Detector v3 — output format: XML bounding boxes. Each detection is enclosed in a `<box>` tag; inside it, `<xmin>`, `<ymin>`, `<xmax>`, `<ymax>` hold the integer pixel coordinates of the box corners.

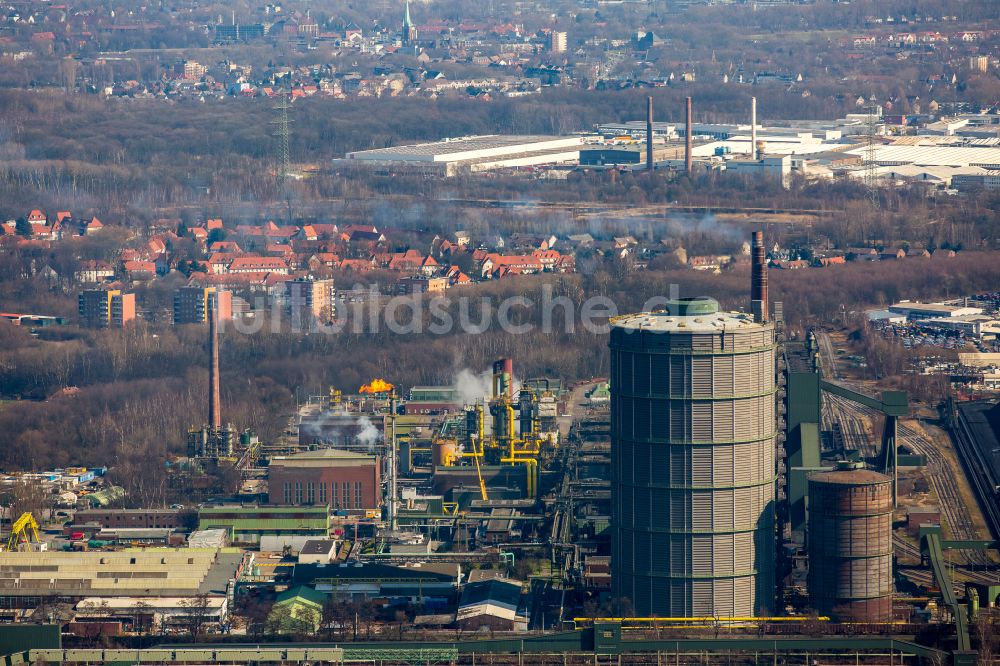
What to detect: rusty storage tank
<box><xmin>807</xmin><ymin>463</ymin><xmax>893</xmax><ymax>622</ymax></box>
<box><xmin>610</xmin><ymin>297</ymin><xmax>776</xmax><ymax>616</ymax></box>
<box><xmin>432</xmin><ymin>439</ymin><xmax>458</xmax><ymax>468</ymax></box>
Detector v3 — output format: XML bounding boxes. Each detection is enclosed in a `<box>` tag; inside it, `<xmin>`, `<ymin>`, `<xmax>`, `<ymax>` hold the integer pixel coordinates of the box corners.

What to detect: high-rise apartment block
<box><xmin>78</xmin><ymin>289</ymin><xmax>136</xmax><ymax>328</ymax></box>
<box><xmin>174</xmin><ymin>286</ymin><xmax>232</xmax><ymax>325</ymax></box>
<box><xmin>549</xmin><ymin>31</ymin><xmax>567</xmax><ymax>53</ymax></box>
<box><xmin>285</xmin><ymin>278</ymin><xmax>335</xmax><ymax>323</ymax></box>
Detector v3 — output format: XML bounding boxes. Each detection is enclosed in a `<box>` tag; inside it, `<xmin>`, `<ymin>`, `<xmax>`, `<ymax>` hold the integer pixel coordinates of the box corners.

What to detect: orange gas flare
<box><xmin>359</xmin><ymin>379</ymin><xmax>395</xmax><ymax>394</ymax></box>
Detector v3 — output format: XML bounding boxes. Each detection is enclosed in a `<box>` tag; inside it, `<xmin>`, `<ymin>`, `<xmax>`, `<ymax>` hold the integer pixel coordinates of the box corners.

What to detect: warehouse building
<box><xmin>75</xmin><ymin>596</ymin><xmax>230</xmax><ymax>634</ymax></box>
<box><xmin>0</xmin><ymin>549</ymin><xmax>244</xmax><ymax>609</ymax></box>
<box><xmin>267</xmin><ymin>449</ymin><xmax>381</xmax><ymax>511</ymax></box>
<box><xmin>456</xmin><ymin>578</ymin><xmax>528</xmax><ymax>632</ymax></box>
<box><xmin>292</xmin><ymin>561</ymin><xmax>460</xmax><ymax>606</ymax></box>
<box><xmin>198</xmin><ymin>505</ymin><xmax>330</xmax><ymax>544</ymax></box>
<box><xmin>914</xmin><ymin>314</ymin><xmax>1000</xmax><ymax>340</ymax></box>
<box><xmin>72</xmin><ymin>508</ymin><xmax>184</xmax><ymax>530</ymax></box>
<box><xmin>888</xmin><ymin>301</ymin><xmax>984</xmax><ymax>320</ymax></box>
<box><xmin>338</xmin><ymin>135</ymin><xmax>583</xmax><ymax>176</ymax></box>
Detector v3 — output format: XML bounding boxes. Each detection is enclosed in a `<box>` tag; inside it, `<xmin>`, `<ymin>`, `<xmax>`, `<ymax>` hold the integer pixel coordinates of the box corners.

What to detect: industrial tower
<box><xmin>272</xmin><ymin>93</ymin><xmax>293</xmax><ymax>223</ymax></box>
<box><xmin>610</xmin><ymin>232</ymin><xmax>777</xmax><ymax>617</ymax></box>
<box><xmin>864</xmin><ymin>104</ymin><xmax>880</xmax><ymax>209</ymax></box>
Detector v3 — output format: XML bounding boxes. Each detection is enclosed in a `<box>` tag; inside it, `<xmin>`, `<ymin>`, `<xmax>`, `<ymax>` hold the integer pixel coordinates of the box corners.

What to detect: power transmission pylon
<box><xmin>272</xmin><ymin>93</ymin><xmax>293</xmax><ymax>223</ymax></box>
<box><xmin>864</xmin><ymin>103</ymin><xmax>880</xmax><ymax>210</ymax></box>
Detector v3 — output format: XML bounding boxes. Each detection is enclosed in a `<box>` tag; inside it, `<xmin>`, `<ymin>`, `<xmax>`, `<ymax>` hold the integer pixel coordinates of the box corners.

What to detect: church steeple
<box><xmin>402</xmin><ymin>0</ymin><xmax>417</xmax><ymax>46</ymax></box>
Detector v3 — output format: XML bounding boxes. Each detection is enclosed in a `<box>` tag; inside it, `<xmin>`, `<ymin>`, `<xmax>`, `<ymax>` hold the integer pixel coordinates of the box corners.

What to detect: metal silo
<box><xmin>807</xmin><ymin>464</ymin><xmax>893</xmax><ymax>622</ymax></box>
<box><xmin>610</xmin><ymin>297</ymin><xmax>777</xmax><ymax>616</ymax></box>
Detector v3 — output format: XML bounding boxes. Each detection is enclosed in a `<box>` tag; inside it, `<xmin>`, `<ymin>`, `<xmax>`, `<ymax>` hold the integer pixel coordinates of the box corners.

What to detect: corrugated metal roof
<box><xmin>200</xmin><ymin>519</ymin><xmax>328</xmax><ymax>532</ymax></box>
<box><xmin>846</xmin><ymin>144</ymin><xmax>1000</xmax><ymax>167</ymax></box>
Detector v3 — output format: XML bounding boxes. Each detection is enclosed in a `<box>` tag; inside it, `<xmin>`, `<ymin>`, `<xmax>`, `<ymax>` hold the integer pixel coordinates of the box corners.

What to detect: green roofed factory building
<box><xmin>197</xmin><ymin>505</ymin><xmax>330</xmax><ymax>545</ymax></box>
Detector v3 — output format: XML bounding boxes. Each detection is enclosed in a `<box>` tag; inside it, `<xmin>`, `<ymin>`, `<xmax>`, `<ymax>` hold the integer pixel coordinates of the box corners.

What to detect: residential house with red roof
<box><xmin>123</xmin><ymin>260</ymin><xmax>157</xmax><ymax>280</ymax></box>
<box><xmin>555</xmin><ymin>255</ymin><xmax>576</xmax><ymax>273</ymax></box>
<box><xmin>480</xmin><ymin>254</ymin><xmax>544</xmax><ymax>278</ymax></box>
<box><xmin>309</xmin><ymin>224</ymin><xmax>340</xmax><ymax>239</ymax></box>
<box><xmin>209</xmin><ymin>241</ymin><xmax>242</xmax><ymax>253</ymax></box>
<box><xmin>27</xmin><ymin>209</ymin><xmax>47</xmax><ymax>228</ymax></box>
<box><xmin>447</xmin><ymin>266</ymin><xmax>472</xmax><ymax>286</ymax></box>
<box><xmin>82</xmin><ymin>217</ymin><xmax>103</xmax><ymax>235</ymax></box>
<box><xmin>207</xmin><ymin>252</ymin><xmax>238</xmax><ymax>274</ymax></box>
<box><xmin>339</xmin><ymin>258</ymin><xmax>373</xmax><ymax>272</ymax></box>
<box><xmin>341</xmin><ymin>225</ymin><xmax>385</xmax><ymax>243</ymax></box>
<box><xmin>228</xmin><ymin>256</ymin><xmax>289</xmax><ymax>275</ymax></box>
<box><xmin>531</xmin><ymin>249</ymin><xmax>561</xmax><ymax>269</ymax></box>
<box><xmin>308</xmin><ymin>253</ymin><xmax>341</xmax><ymax>271</ymax></box>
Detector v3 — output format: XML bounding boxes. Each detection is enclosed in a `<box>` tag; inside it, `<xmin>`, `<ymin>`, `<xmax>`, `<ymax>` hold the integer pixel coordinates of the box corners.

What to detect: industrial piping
<box><xmin>751</xmin><ymin>231</ymin><xmax>768</xmax><ymax>323</ymax></box>
<box><xmin>684</xmin><ymin>96</ymin><xmax>693</xmax><ymax>173</ymax></box>
<box><xmin>646</xmin><ymin>96</ymin><xmax>654</xmax><ymax>172</ymax></box>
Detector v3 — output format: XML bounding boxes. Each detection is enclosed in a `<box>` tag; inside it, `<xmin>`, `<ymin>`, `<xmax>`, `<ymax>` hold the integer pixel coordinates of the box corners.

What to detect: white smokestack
<box><xmin>751</xmin><ymin>97</ymin><xmax>757</xmax><ymax>160</ymax></box>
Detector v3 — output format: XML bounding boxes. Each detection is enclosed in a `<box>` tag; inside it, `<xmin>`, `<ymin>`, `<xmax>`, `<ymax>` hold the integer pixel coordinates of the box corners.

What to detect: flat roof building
<box><xmin>285</xmin><ymin>278</ymin><xmax>335</xmax><ymax>324</ymax></box>
<box><xmin>339</xmin><ymin>135</ymin><xmax>583</xmax><ymax>176</ymax></box>
<box><xmin>198</xmin><ymin>505</ymin><xmax>331</xmax><ymax>544</ymax></box>
<box><xmin>78</xmin><ymin>289</ymin><xmax>135</xmax><ymax>328</ymax></box>
<box><xmin>888</xmin><ymin>301</ymin><xmax>984</xmax><ymax>320</ymax></box>
<box><xmin>0</xmin><ymin>549</ymin><xmax>243</xmax><ymax>607</ymax></box>
<box><xmin>73</xmin><ymin>508</ymin><xmax>184</xmax><ymax>530</ymax></box>
<box><xmin>174</xmin><ymin>286</ymin><xmax>233</xmax><ymax>324</ymax></box>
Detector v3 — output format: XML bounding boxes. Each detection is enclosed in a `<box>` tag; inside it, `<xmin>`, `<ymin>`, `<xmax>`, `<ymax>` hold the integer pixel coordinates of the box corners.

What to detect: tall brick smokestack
<box><xmin>646</xmin><ymin>96</ymin><xmax>654</xmax><ymax>172</ymax></box>
<box><xmin>208</xmin><ymin>292</ymin><xmax>221</xmax><ymax>430</ymax></box>
<box><xmin>685</xmin><ymin>96</ymin><xmax>693</xmax><ymax>174</ymax></box>
<box><xmin>751</xmin><ymin>231</ymin><xmax>769</xmax><ymax>323</ymax></box>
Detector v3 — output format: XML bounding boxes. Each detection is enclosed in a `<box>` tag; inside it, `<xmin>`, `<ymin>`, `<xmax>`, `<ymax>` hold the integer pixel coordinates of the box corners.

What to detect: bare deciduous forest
<box><xmin>2</xmin><ymin>251</ymin><xmax>999</xmax><ymax>505</ymax></box>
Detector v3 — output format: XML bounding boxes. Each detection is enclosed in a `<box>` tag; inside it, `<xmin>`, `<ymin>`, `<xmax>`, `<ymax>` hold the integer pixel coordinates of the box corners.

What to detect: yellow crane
<box><xmin>5</xmin><ymin>512</ymin><xmax>41</xmax><ymax>552</ymax></box>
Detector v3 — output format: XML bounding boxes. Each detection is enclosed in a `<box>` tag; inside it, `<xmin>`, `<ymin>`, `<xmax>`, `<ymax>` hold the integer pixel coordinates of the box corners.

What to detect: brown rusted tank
<box><xmin>432</xmin><ymin>439</ymin><xmax>458</xmax><ymax>468</ymax></box>
<box><xmin>807</xmin><ymin>464</ymin><xmax>893</xmax><ymax>622</ymax></box>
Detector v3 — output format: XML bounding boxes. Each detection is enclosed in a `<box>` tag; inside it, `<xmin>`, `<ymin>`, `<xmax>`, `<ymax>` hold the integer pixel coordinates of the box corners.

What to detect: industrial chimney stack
<box><xmin>751</xmin><ymin>97</ymin><xmax>758</xmax><ymax>160</ymax></box>
<box><xmin>684</xmin><ymin>96</ymin><xmax>693</xmax><ymax>173</ymax></box>
<box><xmin>646</xmin><ymin>96</ymin><xmax>654</xmax><ymax>172</ymax></box>
<box><xmin>208</xmin><ymin>292</ymin><xmax>222</xmax><ymax>430</ymax></box>
<box><xmin>751</xmin><ymin>231</ymin><xmax>769</xmax><ymax>323</ymax></box>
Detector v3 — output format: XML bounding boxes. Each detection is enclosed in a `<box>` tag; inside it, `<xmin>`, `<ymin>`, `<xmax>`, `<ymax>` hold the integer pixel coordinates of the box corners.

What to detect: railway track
<box><xmin>953</xmin><ymin>406</ymin><xmax>1000</xmax><ymax>544</ymax></box>
<box><xmin>829</xmin><ymin>396</ymin><xmax>990</xmax><ymax>566</ymax></box>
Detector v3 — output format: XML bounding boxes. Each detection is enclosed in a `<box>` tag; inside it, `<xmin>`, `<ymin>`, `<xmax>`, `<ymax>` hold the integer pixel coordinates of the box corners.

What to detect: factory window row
<box><xmin>280</xmin><ymin>481</ymin><xmax>366</xmax><ymax>508</ymax></box>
